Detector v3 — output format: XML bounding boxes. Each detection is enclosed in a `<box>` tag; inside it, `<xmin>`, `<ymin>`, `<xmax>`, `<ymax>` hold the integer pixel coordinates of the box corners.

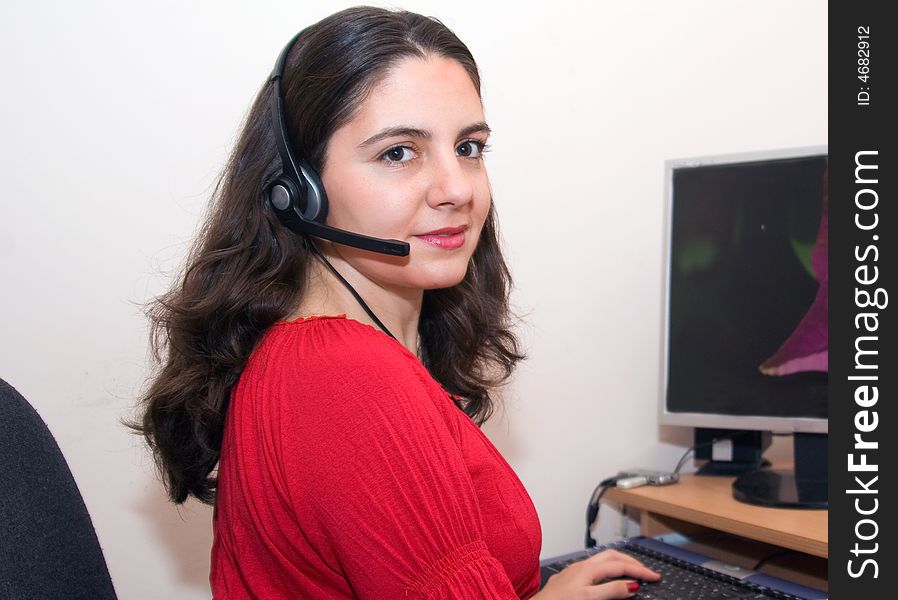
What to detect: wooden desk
<box><xmin>604</xmin><ymin>470</ymin><xmax>828</xmax><ymax>589</ymax></box>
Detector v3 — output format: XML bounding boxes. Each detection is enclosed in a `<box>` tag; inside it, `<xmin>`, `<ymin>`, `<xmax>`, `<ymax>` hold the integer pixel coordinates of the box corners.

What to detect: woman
<box><xmin>136</xmin><ymin>6</ymin><xmax>658</xmax><ymax>599</ymax></box>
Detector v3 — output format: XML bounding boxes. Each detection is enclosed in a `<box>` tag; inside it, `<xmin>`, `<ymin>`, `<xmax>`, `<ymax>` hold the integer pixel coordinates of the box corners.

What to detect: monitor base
<box><xmin>732</xmin><ymin>468</ymin><xmax>827</xmax><ymax>509</ymax></box>
<box><xmin>695</xmin><ymin>458</ymin><xmax>770</xmax><ymax>477</ymax></box>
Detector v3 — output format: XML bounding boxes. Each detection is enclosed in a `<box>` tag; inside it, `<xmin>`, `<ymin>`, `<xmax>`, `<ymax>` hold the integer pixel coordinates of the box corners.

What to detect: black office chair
<box><xmin>0</xmin><ymin>377</ymin><xmax>117</xmax><ymax>599</ymax></box>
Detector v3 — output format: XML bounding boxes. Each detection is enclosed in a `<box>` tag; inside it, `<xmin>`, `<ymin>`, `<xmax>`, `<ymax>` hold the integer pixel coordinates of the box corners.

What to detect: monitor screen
<box><xmin>660</xmin><ymin>147</ymin><xmax>828</xmax><ymax>434</ymax></box>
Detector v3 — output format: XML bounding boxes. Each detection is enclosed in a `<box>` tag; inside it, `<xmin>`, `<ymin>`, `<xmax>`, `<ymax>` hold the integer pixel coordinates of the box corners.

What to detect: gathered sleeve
<box><xmin>272</xmin><ymin>325</ymin><xmax>524</xmax><ymax>599</ymax></box>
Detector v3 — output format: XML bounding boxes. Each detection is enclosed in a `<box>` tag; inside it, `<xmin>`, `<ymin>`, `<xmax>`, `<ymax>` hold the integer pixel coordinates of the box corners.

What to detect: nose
<box><xmin>424</xmin><ymin>151</ymin><xmax>475</xmax><ymax>209</ymax></box>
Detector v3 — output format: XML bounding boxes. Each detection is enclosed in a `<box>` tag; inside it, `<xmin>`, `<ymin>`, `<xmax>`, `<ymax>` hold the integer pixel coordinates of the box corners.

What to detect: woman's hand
<box><xmin>532</xmin><ymin>549</ymin><xmax>661</xmax><ymax>600</ymax></box>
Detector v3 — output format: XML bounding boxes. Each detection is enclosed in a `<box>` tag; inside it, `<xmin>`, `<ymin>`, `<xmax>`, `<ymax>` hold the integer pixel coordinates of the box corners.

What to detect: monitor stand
<box><xmin>732</xmin><ymin>432</ymin><xmax>828</xmax><ymax>509</ymax></box>
<box><xmin>694</xmin><ymin>429</ymin><xmax>771</xmax><ymax>476</ymax></box>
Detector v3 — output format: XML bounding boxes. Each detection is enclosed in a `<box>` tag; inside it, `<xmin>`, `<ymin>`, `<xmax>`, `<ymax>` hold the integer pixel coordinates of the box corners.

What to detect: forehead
<box><xmin>344</xmin><ymin>55</ymin><xmax>485</xmax><ymax>137</ymax></box>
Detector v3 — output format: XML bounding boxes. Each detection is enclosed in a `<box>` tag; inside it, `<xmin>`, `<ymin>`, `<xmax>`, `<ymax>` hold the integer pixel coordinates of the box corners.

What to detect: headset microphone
<box><xmin>267</xmin><ymin>31</ymin><xmax>410</xmax><ymax>257</ymax></box>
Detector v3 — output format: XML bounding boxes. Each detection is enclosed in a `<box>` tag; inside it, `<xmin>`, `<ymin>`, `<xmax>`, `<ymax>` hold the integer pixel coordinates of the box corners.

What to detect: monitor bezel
<box><xmin>658</xmin><ymin>145</ymin><xmax>829</xmax><ymax>435</ymax></box>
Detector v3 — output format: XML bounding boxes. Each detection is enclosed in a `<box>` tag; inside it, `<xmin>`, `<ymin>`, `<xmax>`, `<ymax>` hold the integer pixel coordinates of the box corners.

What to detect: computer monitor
<box><xmin>659</xmin><ymin>146</ymin><xmax>828</xmax><ymax>509</ymax></box>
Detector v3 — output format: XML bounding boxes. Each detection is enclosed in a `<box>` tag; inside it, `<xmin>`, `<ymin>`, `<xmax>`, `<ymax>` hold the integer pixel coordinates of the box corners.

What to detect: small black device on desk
<box><xmin>539</xmin><ymin>536</ymin><xmax>826</xmax><ymax>600</ymax></box>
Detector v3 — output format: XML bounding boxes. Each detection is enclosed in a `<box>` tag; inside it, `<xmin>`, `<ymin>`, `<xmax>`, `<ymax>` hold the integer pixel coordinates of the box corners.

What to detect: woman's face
<box><xmin>320</xmin><ymin>54</ymin><xmax>491</xmax><ymax>293</ymax></box>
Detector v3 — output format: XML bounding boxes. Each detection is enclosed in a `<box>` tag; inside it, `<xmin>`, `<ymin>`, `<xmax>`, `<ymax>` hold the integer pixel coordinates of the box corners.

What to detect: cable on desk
<box><xmin>587</xmin><ymin>431</ymin><xmax>772</xmax><ymax>550</ymax></box>
<box><xmin>585</xmin><ymin>476</ymin><xmax>620</xmax><ymax>548</ymax></box>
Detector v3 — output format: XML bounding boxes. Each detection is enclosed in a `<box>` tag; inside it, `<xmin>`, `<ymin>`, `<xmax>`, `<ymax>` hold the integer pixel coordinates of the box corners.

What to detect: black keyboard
<box><xmin>539</xmin><ymin>537</ymin><xmax>827</xmax><ymax>600</ymax></box>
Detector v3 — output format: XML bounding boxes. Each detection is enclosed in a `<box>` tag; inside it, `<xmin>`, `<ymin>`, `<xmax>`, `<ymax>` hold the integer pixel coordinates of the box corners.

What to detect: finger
<box><xmin>585</xmin><ymin>559</ymin><xmax>661</xmax><ymax>584</ymax></box>
<box><xmin>589</xmin><ymin>579</ymin><xmax>642</xmax><ymax>600</ymax></box>
<box><xmin>587</xmin><ymin>549</ymin><xmax>645</xmax><ymax>569</ymax></box>
<box><xmin>587</xmin><ymin>551</ymin><xmax>661</xmax><ymax>580</ymax></box>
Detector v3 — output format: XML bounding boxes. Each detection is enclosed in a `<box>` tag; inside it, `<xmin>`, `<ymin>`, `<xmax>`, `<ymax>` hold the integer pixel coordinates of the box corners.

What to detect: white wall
<box><xmin>0</xmin><ymin>1</ymin><xmax>826</xmax><ymax>598</ymax></box>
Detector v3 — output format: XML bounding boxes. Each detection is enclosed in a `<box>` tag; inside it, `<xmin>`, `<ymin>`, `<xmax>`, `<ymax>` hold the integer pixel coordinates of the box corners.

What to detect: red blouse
<box><xmin>211</xmin><ymin>316</ymin><xmax>542</xmax><ymax>599</ymax></box>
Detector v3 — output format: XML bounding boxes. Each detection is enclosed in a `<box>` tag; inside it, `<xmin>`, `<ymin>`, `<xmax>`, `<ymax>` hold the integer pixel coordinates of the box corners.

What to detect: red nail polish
<box><xmin>627</xmin><ymin>581</ymin><xmax>640</xmax><ymax>593</ymax></box>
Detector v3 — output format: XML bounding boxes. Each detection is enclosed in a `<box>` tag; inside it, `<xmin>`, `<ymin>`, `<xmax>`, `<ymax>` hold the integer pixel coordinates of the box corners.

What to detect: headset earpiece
<box><xmin>267</xmin><ymin>162</ymin><xmax>326</xmax><ymax>222</ymax></box>
<box><xmin>293</xmin><ymin>160</ymin><xmax>328</xmax><ymax>222</ymax></box>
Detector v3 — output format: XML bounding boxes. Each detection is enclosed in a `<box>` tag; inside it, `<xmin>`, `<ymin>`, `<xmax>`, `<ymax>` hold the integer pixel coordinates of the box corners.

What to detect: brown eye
<box><xmin>382</xmin><ymin>146</ymin><xmax>414</xmax><ymax>163</ymax></box>
<box><xmin>456</xmin><ymin>140</ymin><xmax>485</xmax><ymax>158</ymax></box>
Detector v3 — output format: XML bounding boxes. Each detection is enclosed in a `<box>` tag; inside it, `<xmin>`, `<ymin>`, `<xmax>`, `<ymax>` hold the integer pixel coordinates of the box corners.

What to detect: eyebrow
<box><xmin>459</xmin><ymin>121</ymin><xmax>492</xmax><ymax>138</ymax></box>
<box><xmin>357</xmin><ymin>121</ymin><xmax>491</xmax><ymax>149</ymax></box>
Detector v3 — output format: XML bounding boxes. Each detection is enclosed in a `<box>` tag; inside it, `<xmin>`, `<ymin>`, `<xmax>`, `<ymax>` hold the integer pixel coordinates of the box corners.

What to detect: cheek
<box><xmin>474</xmin><ymin>192</ymin><xmax>492</xmax><ymax>232</ymax></box>
<box><xmin>324</xmin><ymin>171</ymin><xmax>412</xmax><ymax>232</ymax></box>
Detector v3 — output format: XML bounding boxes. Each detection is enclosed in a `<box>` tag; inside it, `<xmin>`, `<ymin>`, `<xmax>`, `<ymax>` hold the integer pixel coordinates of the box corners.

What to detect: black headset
<box><xmin>266</xmin><ymin>31</ymin><xmax>410</xmax><ymax>257</ymax></box>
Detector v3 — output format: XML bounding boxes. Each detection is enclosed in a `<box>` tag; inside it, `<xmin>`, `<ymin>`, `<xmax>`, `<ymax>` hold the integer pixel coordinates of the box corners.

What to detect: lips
<box><xmin>414</xmin><ymin>225</ymin><xmax>468</xmax><ymax>250</ymax></box>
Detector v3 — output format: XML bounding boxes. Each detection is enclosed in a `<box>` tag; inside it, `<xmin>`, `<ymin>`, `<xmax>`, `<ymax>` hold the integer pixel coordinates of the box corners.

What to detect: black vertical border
<box><xmin>829</xmin><ymin>1</ymin><xmax>895</xmax><ymax>596</ymax></box>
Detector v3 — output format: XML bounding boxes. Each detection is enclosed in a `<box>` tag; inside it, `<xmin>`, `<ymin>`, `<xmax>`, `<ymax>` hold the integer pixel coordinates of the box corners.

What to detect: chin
<box><xmin>414</xmin><ymin>262</ymin><xmax>471</xmax><ymax>291</ymax></box>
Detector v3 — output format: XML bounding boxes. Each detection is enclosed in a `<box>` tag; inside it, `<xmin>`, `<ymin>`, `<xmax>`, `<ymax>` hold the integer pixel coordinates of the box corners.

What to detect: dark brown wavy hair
<box><xmin>134</xmin><ymin>6</ymin><xmax>524</xmax><ymax>505</ymax></box>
